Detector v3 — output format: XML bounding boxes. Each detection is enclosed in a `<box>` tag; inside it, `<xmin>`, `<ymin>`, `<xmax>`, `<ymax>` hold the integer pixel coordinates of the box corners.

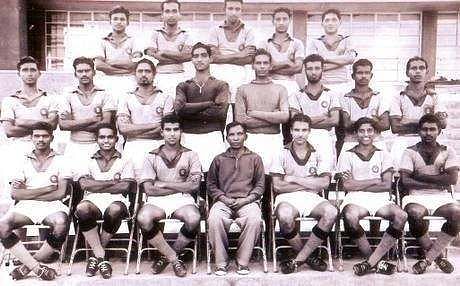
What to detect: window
<box><xmin>306</xmin><ymin>12</ymin><xmax>422</xmax><ymax>84</ymax></box>
<box><xmin>436</xmin><ymin>12</ymin><xmax>460</xmax><ymax>80</ymax></box>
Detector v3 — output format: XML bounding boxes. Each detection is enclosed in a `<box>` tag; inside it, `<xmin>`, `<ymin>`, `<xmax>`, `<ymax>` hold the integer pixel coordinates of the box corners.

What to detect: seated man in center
<box><xmin>270</xmin><ymin>114</ymin><xmax>338</xmax><ymax>274</ymax></box>
<box><xmin>136</xmin><ymin>114</ymin><xmax>202</xmax><ymax>277</ymax></box>
<box><xmin>337</xmin><ymin>117</ymin><xmax>407</xmax><ymax>276</ymax></box>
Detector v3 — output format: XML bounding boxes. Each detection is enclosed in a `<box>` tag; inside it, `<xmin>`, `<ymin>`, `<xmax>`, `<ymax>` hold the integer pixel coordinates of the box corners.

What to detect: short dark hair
<box><xmin>17</xmin><ymin>56</ymin><xmax>39</xmax><ymax>71</ymax></box>
<box><xmin>322</xmin><ymin>9</ymin><xmax>341</xmax><ymax>21</ymax></box>
<box><xmin>161</xmin><ymin>113</ymin><xmax>182</xmax><ymax>129</ymax></box>
<box><xmin>134</xmin><ymin>58</ymin><xmax>156</xmax><ymax>74</ymax></box>
<box><xmin>273</xmin><ymin>7</ymin><xmax>291</xmax><ymax>20</ymax></box>
<box><xmin>353</xmin><ymin>117</ymin><xmax>379</xmax><ymax>133</ymax></box>
<box><xmin>225</xmin><ymin>0</ymin><xmax>243</xmax><ymax>6</ymax></box>
<box><xmin>109</xmin><ymin>5</ymin><xmax>130</xmax><ymax>19</ymax></box>
<box><xmin>73</xmin><ymin>57</ymin><xmax>95</xmax><ymax>71</ymax></box>
<box><xmin>418</xmin><ymin>114</ymin><xmax>442</xmax><ymax>132</ymax></box>
<box><xmin>406</xmin><ymin>56</ymin><xmax>428</xmax><ymax>75</ymax></box>
<box><xmin>303</xmin><ymin>54</ymin><xmax>325</xmax><ymax>68</ymax></box>
<box><xmin>161</xmin><ymin>0</ymin><xmax>181</xmax><ymax>12</ymax></box>
<box><xmin>352</xmin><ymin>58</ymin><xmax>373</xmax><ymax>75</ymax></box>
<box><xmin>191</xmin><ymin>42</ymin><xmax>212</xmax><ymax>57</ymax></box>
<box><xmin>253</xmin><ymin>48</ymin><xmax>272</xmax><ymax>64</ymax></box>
<box><xmin>290</xmin><ymin>114</ymin><xmax>311</xmax><ymax>129</ymax></box>
<box><xmin>96</xmin><ymin>123</ymin><xmax>118</xmax><ymax>137</ymax></box>
<box><xmin>32</xmin><ymin>122</ymin><xmax>54</xmax><ymax>135</ymax></box>
<box><xmin>226</xmin><ymin>121</ymin><xmax>247</xmax><ymax>135</ymax></box>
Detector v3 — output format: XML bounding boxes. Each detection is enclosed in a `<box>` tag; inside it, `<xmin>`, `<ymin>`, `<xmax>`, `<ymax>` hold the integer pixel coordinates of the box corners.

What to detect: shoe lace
<box><xmin>355</xmin><ymin>262</ymin><xmax>370</xmax><ymax>273</ymax></box>
<box><xmin>173</xmin><ymin>260</ymin><xmax>184</xmax><ymax>271</ymax></box>
<box><xmin>88</xmin><ymin>258</ymin><xmax>98</xmax><ymax>269</ymax></box>
<box><xmin>99</xmin><ymin>262</ymin><xmax>110</xmax><ymax>272</ymax></box>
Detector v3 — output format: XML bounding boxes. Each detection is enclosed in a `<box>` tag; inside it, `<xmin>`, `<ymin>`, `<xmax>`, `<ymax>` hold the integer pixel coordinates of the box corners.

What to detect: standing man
<box><xmin>208</xmin><ymin>0</ymin><xmax>256</xmax><ymax>118</ymax></box>
<box><xmin>339</xmin><ymin>59</ymin><xmax>390</xmax><ymax>154</ymax></box>
<box><xmin>0</xmin><ymin>123</ymin><xmax>71</xmax><ymax>281</ymax></box>
<box><xmin>308</xmin><ymin>9</ymin><xmax>357</xmax><ymax>90</ymax></box>
<box><xmin>75</xmin><ymin>124</ymin><xmax>136</xmax><ymax>279</ymax></box>
<box><xmin>59</xmin><ymin>57</ymin><xmax>116</xmax><ymax>178</ymax></box>
<box><xmin>390</xmin><ymin>56</ymin><xmax>447</xmax><ymax>169</ymax></box>
<box><xmin>271</xmin><ymin>114</ymin><xmax>338</xmax><ymax>274</ymax></box>
<box><xmin>117</xmin><ymin>58</ymin><xmax>173</xmax><ymax>179</ymax></box>
<box><xmin>174</xmin><ymin>42</ymin><xmax>229</xmax><ymax>172</ymax></box>
<box><xmin>235</xmin><ymin>49</ymin><xmax>289</xmax><ymax>173</ymax></box>
<box><xmin>337</xmin><ymin>117</ymin><xmax>407</xmax><ymax>276</ymax></box>
<box><xmin>94</xmin><ymin>5</ymin><xmax>137</xmax><ymax>100</ymax></box>
<box><xmin>400</xmin><ymin>114</ymin><xmax>459</xmax><ymax>274</ymax></box>
<box><xmin>207</xmin><ymin>122</ymin><xmax>265</xmax><ymax>276</ymax></box>
<box><xmin>141</xmin><ymin>0</ymin><xmax>192</xmax><ymax>99</ymax></box>
<box><xmin>289</xmin><ymin>54</ymin><xmax>340</xmax><ymax>169</ymax></box>
<box><xmin>136</xmin><ymin>114</ymin><xmax>201</xmax><ymax>277</ymax></box>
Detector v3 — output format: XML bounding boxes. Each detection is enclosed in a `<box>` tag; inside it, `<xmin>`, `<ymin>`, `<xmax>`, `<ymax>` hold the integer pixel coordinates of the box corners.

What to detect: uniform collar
<box><xmin>10</xmin><ymin>89</ymin><xmax>47</xmax><ymax>99</ymax></box>
<box><xmin>156</xmin><ymin>26</ymin><xmax>186</xmax><ymax>35</ymax></box>
<box><xmin>400</xmin><ymin>85</ymin><xmax>436</xmax><ymax>106</ymax></box>
<box><xmin>128</xmin><ymin>86</ymin><xmax>163</xmax><ymax>95</ymax></box>
<box><xmin>26</xmin><ymin>149</ymin><xmax>57</xmax><ymax>160</ymax></box>
<box><xmin>71</xmin><ymin>86</ymin><xmax>104</xmax><ymax>95</ymax></box>
<box><xmin>347</xmin><ymin>145</ymin><xmax>380</xmax><ymax>162</ymax></box>
<box><xmin>344</xmin><ymin>88</ymin><xmax>379</xmax><ymax>98</ymax></box>
<box><xmin>251</xmin><ymin>78</ymin><xmax>272</xmax><ymax>85</ymax></box>
<box><xmin>267</xmin><ymin>33</ymin><xmax>293</xmax><ymax>43</ymax></box>
<box><xmin>219</xmin><ymin>20</ymin><xmax>245</xmax><ymax>32</ymax></box>
<box><xmin>103</xmin><ymin>32</ymin><xmax>131</xmax><ymax>44</ymax></box>
<box><xmin>91</xmin><ymin>150</ymin><xmax>122</xmax><ymax>160</ymax></box>
<box><xmin>222</xmin><ymin>146</ymin><xmax>253</xmax><ymax>158</ymax></box>
<box><xmin>284</xmin><ymin>141</ymin><xmax>316</xmax><ymax>166</ymax></box>
<box><xmin>185</xmin><ymin>76</ymin><xmax>217</xmax><ymax>84</ymax></box>
<box><xmin>300</xmin><ymin>85</ymin><xmax>330</xmax><ymax>100</ymax></box>
<box><xmin>408</xmin><ymin>142</ymin><xmax>446</xmax><ymax>165</ymax></box>
<box><xmin>149</xmin><ymin>145</ymin><xmax>191</xmax><ymax>168</ymax></box>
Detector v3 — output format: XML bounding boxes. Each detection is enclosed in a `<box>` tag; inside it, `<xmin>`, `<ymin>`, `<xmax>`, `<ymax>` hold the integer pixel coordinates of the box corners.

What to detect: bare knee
<box><xmin>321</xmin><ymin>204</ymin><xmax>338</xmax><ymax>226</ymax></box>
<box><xmin>405</xmin><ymin>203</ymin><xmax>427</xmax><ymax>220</ymax></box>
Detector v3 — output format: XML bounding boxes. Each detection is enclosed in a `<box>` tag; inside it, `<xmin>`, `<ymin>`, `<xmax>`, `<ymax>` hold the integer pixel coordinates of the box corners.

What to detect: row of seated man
<box><xmin>0</xmin><ymin>113</ymin><xmax>458</xmax><ymax>281</ymax></box>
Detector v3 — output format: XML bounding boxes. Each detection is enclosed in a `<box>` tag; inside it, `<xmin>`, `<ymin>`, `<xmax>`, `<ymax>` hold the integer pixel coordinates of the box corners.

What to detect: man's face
<box><xmin>32</xmin><ymin>129</ymin><xmax>53</xmax><ymax>151</ymax></box>
<box><xmin>356</xmin><ymin>123</ymin><xmax>376</xmax><ymax>145</ymax></box>
<box><xmin>162</xmin><ymin>2</ymin><xmax>180</xmax><ymax>26</ymax></box>
<box><xmin>305</xmin><ymin>61</ymin><xmax>323</xmax><ymax>84</ymax></box>
<box><xmin>253</xmin><ymin>54</ymin><xmax>271</xmax><ymax>78</ymax></box>
<box><xmin>191</xmin><ymin>47</ymin><xmax>211</xmax><ymax>71</ymax></box>
<box><xmin>226</xmin><ymin>125</ymin><xmax>246</xmax><ymax>149</ymax></box>
<box><xmin>18</xmin><ymin>62</ymin><xmax>40</xmax><ymax>85</ymax></box>
<box><xmin>110</xmin><ymin>12</ymin><xmax>128</xmax><ymax>32</ymax></box>
<box><xmin>74</xmin><ymin>63</ymin><xmax>95</xmax><ymax>85</ymax></box>
<box><xmin>273</xmin><ymin>11</ymin><xmax>290</xmax><ymax>34</ymax></box>
<box><xmin>161</xmin><ymin>122</ymin><xmax>181</xmax><ymax>146</ymax></box>
<box><xmin>419</xmin><ymin>122</ymin><xmax>439</xmax><ymax>144</ymax></box>
<box><xmin>352</xmin><ymin>65</ymin><xmax>373</xmax><ymax>87</ymax></box>
<box><xmin>291</xmin><ymin>121</ymin><xmax>310</xmax><ymax>144</ymax></box>
<box><xmin>407</xmin><ymin>60</ymin><xmax>428</xmax><ymax>84</ymax></box>
<box><xmin>225</xmin><ymin>1</ymin><xmax>242</xmax><ymax>24</ymax></box>
<box><xmin>321</xmin><ymin>13</ymin><xmax>340</xmax><ymax>35</ymax></box>
<box><xmin>135</xmin><ymin>62</ymin><xmax>155</xmax><ymax>86</ymax></box>
<box><xmin>97</xmin><ymin>128</ymin><xmax>117</xmax><ymax>151</ymax></box>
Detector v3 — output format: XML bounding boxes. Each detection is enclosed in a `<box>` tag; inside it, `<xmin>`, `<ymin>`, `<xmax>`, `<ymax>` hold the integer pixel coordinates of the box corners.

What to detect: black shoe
<box><xmin>35</xmin><ymin>264</ymin><xmax>57</xmax><ymax>281</ymax></box>
<box><xmin>10</xmin><ymin>265</ymin><xmax>31</xmax><ymax>280</ymax></box>
<box><xmin>353</xmin><ymin>261</ymin><xmax>374</xmax><ymax>276</ymax></box>
<box><xmin>375</xmin><ymin>260</ymin><xmax>396</xmax><ymax>275</ymax></box>
<box><xmin>413</xmin><ymin>259</ymin><xmax>430</xmax><ymax>274</ymax></box>
<box><xmin>279</xmin><ymin>259</ymin><xmax>299</xmax><ymax>274</ymax></box>
<box><xmin>85</xmin><ymin>257</ymin><xmax>99</xmax><ymax>277</ymax></box>
<box><xmin>214</xmin><ymin>264</ymin><xmax>228</xmax><ymax>276</ymax></box>
<box><xmin>236</xmin><ymin>263</ymin><xmax>250</xmax><ymax>275</ymax></box>
<box><xmin>434</xmin><ymin>257</ymin><xmax>454</xmax><ymax>274</ymax></box>
<box><xmin>151</xmin><ymin>256</ymin><xmax>169</xmax><ymax>274</ymax></box>
<box><xmin>98</xmin><ymin>260</ymin><xmax>112</xmax><ymax>279</ymax></box>
<box><xmin>305</xmin><ymin>255</ymin><xmax>327</xmax><ymax>272</ymax></box>
<box><xmin>172</xmin><ymin>259</ymin><xmax>187</xmax><ymax>277</ymax></box>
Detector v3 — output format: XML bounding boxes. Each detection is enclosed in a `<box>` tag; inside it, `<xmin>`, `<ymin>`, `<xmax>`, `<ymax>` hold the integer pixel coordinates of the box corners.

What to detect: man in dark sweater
<box><xmin>207</xmin><ymin>121</ymin><xmax>265</xmax><ymax>276</ymax></box>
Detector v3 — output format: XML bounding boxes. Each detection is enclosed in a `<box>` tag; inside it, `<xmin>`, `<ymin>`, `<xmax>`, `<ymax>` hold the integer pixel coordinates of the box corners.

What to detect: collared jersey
<box><xmin>139</xmin><ymin>145</ymin><xmax>202</xmax><ymax>185</ymax></box>
<box><xmin>59</xmin><ymin>87</ymin><xmax>116</xmax><ymax>142</ymax></box>
<box><xmin>79</xmin><ymin>150</ymin><xmax>135</xmax><ymax>182</ymax></box>
<box><xmin>337</xmin><ymin>145</ymin><xmax>393</xmax><ymax>181</ymax></box>
<box><xmin>12</xmin><ymin>150</ymin><xmax>72</xmax><ymax>189</ymax></box>
<box><xmin>96</xmin><ymin>33</ymin><xmax>136</xmax><ymax>69</ymax></box>
<box><xmin>208</xmin><ymin>21</ymin><xmax>256</xmax><ymax>56</ymax></box>
<box><xmin>149</xmin><ymin>28</ymin><xmax>192</xmax><ymax>73</ymax></box>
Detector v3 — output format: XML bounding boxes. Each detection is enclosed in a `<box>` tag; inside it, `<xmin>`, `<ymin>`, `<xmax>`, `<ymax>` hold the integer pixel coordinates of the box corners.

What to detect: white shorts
<box><xmin>83</xmin><ymin>193</ymin><xmax>130</xmax><ymax>214</ymax></box>
<box><xmin>64</xmin><ymin>141</ymin><xmax>98</xmax><ymax>180</ymax></box>
<box><xmin>10</xmin><ymin>200</ymin><xmax>68</xmax><ymax>224</ymax></box>
<box><xmin>182</xmin><ymin>131</ymin><xmax>225</xmax><ymax>172</ymax></box>
<box><xmin>309</xmin><ymin>129</ymin><xmax>336</xmax><ymax>170</ymax></box>
<box><xmin>275</xmin><ymin>191</ymin><xmax>327</xmax><ymax>217</ymax></box>
<box><xmin>155</xmin><ymin>72</ymin><xmax>189</xmax><ymax>100</ymax></box>
<box><xmin>211</xmin><ymin>64</ymin><xmax>248</xmax><ymax>103</ymax></box>
<box><xmin>341</xmin><ymin>192</ymin><xmax>394</xmax><ymax>216</ymax></box>
<box><xmin>145</xmin><ymin>193</ymin><xmax>196</xmax><ymax>218</ymax></box>
<box><xmin>402</xmin><ymin>193</ymin><xmax>457</xmax><ymax>214</ymax></box>
<box><xmin>123</xmin><ymin>139</ymin><xmax>163</xmax><ymax>178</ymax></box>
<box><xmin>245</xmin><ymin>133</ymin><xmax>284</xmax><ymax>174</ymax></box>
<box><xmin>272</xmin><ymin>79</ymin><xmax>301</xmax><ymax>97</ymax></box>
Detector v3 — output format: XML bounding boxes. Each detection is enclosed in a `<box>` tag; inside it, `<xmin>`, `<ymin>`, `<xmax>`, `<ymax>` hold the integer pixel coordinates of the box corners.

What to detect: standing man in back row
<box><xmin>142</xmin><ymin>0</ymin><xmax>192</xmax><ymax>100</ymax></box>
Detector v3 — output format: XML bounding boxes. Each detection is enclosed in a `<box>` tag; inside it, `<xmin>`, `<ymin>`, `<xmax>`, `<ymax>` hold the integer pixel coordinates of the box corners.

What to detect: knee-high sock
<box><xmin>295</xmin><ymin>233</ymin><xmax>323</xmax><ymax>262</ymax></box>
<box><xmin>147</xmin><ymin>232</ymin><xmax>176</xmax><ymax>262</ymax></box>
<box><xmin>356</xmin><ymin>234</ymin><xmax>373</xmax><ymax>258</ymax></box>
<box><xmin>287</xmin><ymin>233</ymin><xmax>304</xmax><ymax>253</ymax></box>
<box><xmin>9</xmin><ymin>243</ymin><xmax>40</xmax><ymax>270</ymax></box>
<box><xmin>99</xmin><ymin>231</ymin><xmax>114</xmax><ymax>248</ymax></box>
<box><xmin>425</xmin><ymin>232</ymin><xmax>455</xmax><ymax>263</ymax></box>
<box><xmin>82</xmin><ymin>226</ymin><xmax>105</xmax><ymax>258</ymax></box>
<box><xmin>417</xmin><ymin>233</ymin><xmax>433</xmax><ymax>251</ymax></box>
<box><xmin>172</xmin><ymin>233</ymin><xmax>192</xmax><ymax>253</ymax></box>
<box><xmin>33</xmin><ymin>242</ymin><xmax>55</xmax><ymax>262</ymax></box>
<box><xmin>367</xmin><ymin>233</ymin><xmax>396</xmax><ymax>266</ymax></box>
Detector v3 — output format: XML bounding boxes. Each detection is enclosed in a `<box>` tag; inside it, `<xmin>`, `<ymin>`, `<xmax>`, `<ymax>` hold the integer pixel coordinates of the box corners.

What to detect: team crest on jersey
<box><xmin>40</xmin><ymin>108</ymin><xmax>48</xmax><ymax>117</ymax></box>
<box><xmin>94</xmin><ymin>106</ymin><xmax>102</xmax><ymax>115</ymax></box>
<box><xmin>371</xmin><ymin>165</ymin><xmax>380</xmax><ymax>173</ymax></box>
<box><xmin>309</xmin><ymin>167</ymin><xmax>317</xmax><ymax>175</ymax></box>
<box><xmin>156</xmin><ymin>107</ymin><xmax>163</xmax><ymax>115</ymax></box>
<box><xmin>238</xmin><ymin>44</ymin><xmax>245</xmax><ymax>51</ymax></box>
<box><xmin>424</xmin><ymin>106</ymin><xmax>434</xmax><ymax>114</ymax></box>
<box><xmin>321</xmin><ymin>101</ymin><xmax>328</xmax><ymax>108</ymax></box>
<box><xmin>59</xmin><ymin>113</ymin><xmax>67</xmax><ymax>120</ymax></box>
<box><xmin>50</xmin><ymin>175</ymin><xmax>58</xmax><ymax>183</ymax></box>
<box><xmin>113</xmin><ymin>173</ymin><xmax>121</xmax><ymax>181</ymax></box>
<box><xmin>179</xmin><ymin>168</ymin><xmax>188</xmax><ymax>177</ymax></box>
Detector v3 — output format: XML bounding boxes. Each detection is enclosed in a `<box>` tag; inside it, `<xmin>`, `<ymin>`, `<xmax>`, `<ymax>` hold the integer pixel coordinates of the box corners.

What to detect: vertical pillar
<box><xmin>0</xmin><ymin>0</ymin><xmax>28</xmax><ymax>69</ymax></box>
<box><xmin>421</xmin><ymin>11</ymin><xmax>437</xmax><ymax>79</ymax></box>
<box><xmin>293</xmin><ymin>10</ymin><xmax>307</xmax><ymax>87</ymax></box>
